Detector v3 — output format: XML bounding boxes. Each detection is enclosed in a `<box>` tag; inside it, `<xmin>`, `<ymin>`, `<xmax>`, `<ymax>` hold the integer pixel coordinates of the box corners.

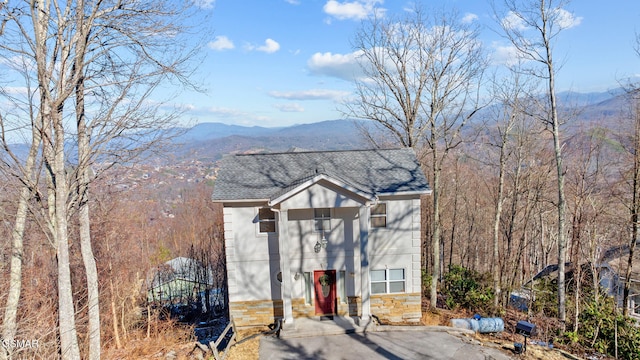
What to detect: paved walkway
<box><xmin>260</xmin><ymin>318</ymin><xmax>514</xmax><ymax>360</ymax></box>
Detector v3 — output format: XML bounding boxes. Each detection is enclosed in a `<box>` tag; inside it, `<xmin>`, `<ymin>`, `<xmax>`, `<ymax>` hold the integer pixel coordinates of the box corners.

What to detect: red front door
<box><xmin>314</xmin><ymin>270</ymin><xmax>336</xmax><ymax>316</ymax></box>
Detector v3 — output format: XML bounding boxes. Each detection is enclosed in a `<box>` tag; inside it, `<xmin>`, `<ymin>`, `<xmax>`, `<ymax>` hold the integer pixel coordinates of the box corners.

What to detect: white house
<box><xmin>599</xmin><ymin>246</ymin><xmax>640</xmax><ymax>320</ymax></box>
<box><xmin>212</xmin><ymin>148</ymin><xmax>431</xmax><ymax>327</ymax></box>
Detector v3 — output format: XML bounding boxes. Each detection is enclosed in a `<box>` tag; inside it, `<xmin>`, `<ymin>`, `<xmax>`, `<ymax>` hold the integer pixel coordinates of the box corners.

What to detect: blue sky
<box><xmin>177</xmin><ymin>0</ymin><xmax>640</xmax><ymax>128</ymax></box>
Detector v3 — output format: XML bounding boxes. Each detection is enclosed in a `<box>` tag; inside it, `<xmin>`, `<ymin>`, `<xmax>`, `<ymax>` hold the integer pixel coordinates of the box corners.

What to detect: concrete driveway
<box><xmin>259</xmin><ymin>329</ymin><xmax>514</xmax><ymax>360</ymax></box>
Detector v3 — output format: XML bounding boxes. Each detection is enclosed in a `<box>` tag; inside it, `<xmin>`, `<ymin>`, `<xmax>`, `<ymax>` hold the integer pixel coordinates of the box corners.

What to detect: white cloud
<box><xmin>257</xmin><ymin>38</ymin><xmax>280</xmax><ymax>53</ymax></box>
<box><xmin>246</xmin><ymin>39</ymin><xmax>281</xmax><ymax>53</ymax></box>
<box><xmin>461</xmin><ymin>13</ymin><xmax>478</xmax><ymax>24</ymax></box>
<box><xmin>501</xmin><ymin>11</ymin><xmax>527</xmax><ymax>31</ymax></box>
<box><xmin>554</xmin><ymin>8</ymin><xmax>582</xmax><ymax>29</ymax></box>
<box><xmin>207</xmin><ymin>106</ymin><xmax>248</xmax><ymax>118</ymax></box>
<box><xmin>323</xmin><ymin>0</ymin><xmax>385</xmax><ymax>21</ymax></box>
<box><xmin>193</xmin><ymin>0</ymin><xmax>215</xmax><ymax>9</ymax></box>
<box><xmin>208</xmin><ymin>36</ymin><xmax>235</xmax><ymax>51</ymax></box>
<box><xmin>307</xmin><ymin>51</ymin><xmax>364</xmax><ymax>81</ymax></box>
<box><xmin>0</xmin><ymin>55</ymin><xmax>36</xmax><ymax>72</ymax></box>
<box><xmin>501</xmin><ymin>8</ymin><xmax>581</xmax><ymax>31</ymax></box>
<box><xmin>490</xmin><ymin>42</ymin><xmax>521</xmax><ymax>66</ymax></box>
<box><xmin>284</xmin><ymin>0</ymin><xmax>300</xmax><ymax>4</ymax></box>
<box><xmin>269</xmin><ymin>89</ymin><xmax>351</xmax><ymax>100</ymax></box>
<box><xmin>5</xmin><ymin>87</ymin><xmax>29</xmax><ymax>96</ymax></box>
<box><xmin>274</xmin><ymin>103</ymin><xmax>305</xmax><ymax>112</ymax></box>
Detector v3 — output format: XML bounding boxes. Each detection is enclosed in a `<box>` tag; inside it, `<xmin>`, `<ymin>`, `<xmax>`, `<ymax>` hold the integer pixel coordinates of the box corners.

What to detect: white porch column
<box><xmin>277</xmin><ymin>209</ymin><xmax>295</xmax><ymax>328</ymax></box>
<box><xmin>358</xmin><ymin>205</ymin><xmax>371</xmax><ymax>323</ymax></box>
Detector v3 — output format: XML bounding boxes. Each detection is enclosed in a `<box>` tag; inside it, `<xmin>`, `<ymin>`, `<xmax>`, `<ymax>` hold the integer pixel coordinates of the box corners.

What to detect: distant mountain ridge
<box><xmin>167</xmin><ymin>88</ymin><xmax>632</xmax><ymax>163</ymax></box>
<box><xmin>170</xmin><ymin>119</ymin><xmax>368</xmax><ymax>163</ymax></box>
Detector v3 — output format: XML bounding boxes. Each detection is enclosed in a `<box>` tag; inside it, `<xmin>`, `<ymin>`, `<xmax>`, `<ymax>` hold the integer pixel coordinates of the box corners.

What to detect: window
<box><xmin>370</xmin><ymin>268</ymin><xmax>405</xmax><ymax>294</ymax></box>
<box><xmin>258</xmin><ymin>208</ymin><xmax>276</xmax><ymax>233</ymax></box>
<box><xmin>314</xmin><ymin>208</ymin><xmax>331</xmax><ymax>232</ymax></box>
<box><xmin>303</xmin><ymin>272</ymin><xmax>312</xmax><ymax>305</ymax></box>
<box><xmin>371</xmin><ymin>203</ymin><xmax>387</xmax><ymax>228</ymax></box>
<box><xmin>339</xmin><ymin>271</ymin><xmax>347</xmax><ymax>303</ymax></box>
<box><xmin>632</xmin><ymin>295</ymin><xmax>640</xmax><ymax>316</ymax></box>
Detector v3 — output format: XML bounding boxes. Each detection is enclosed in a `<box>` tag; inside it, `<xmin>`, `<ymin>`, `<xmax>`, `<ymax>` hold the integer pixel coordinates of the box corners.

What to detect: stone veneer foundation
<box><xmin>369</xmin><ymin>293</ymin><xmax>422</xmax><ymax>323</ymax></box>
<box><xmin>229</xmin><ymin>300</ymin><xmax>283</xmax><ymax>327</ymax></box>
<box><xmin>231</xmin><ymin>294</ymin><xmax>419</xmax><ymax>327</ymax></box>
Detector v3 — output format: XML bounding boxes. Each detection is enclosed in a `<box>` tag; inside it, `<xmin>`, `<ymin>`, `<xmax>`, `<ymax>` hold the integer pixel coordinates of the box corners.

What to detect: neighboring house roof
<box><xmin>605</xmin><ymin>248</ymin><xmax>640</xmax><ymax>292</ymax></box>
<box><xmin>212</xmin><ymin>148</ymin><xmax>431</xmax><ymax>202</ymax></box>
<box><xmin>148</xmin><ymin>257</ymin><xmax>213</xmax><ymax>289</ymax></box>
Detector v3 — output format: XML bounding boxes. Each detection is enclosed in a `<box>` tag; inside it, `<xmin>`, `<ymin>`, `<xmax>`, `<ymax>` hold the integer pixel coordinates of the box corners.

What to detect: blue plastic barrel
<box><xmin>450</xmin><ymin>317</ymin><xmax>504</xmax><ymax>333</ymax></box>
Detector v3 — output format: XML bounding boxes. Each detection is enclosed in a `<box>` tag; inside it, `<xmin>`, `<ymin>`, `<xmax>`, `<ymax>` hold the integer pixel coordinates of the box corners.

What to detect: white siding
<box><xmin>223</xmin><ymin>190</ymin><xmax>423</xmax><ymax>302</ymax></box>
<box><xmin>367</xmin><ymin>198</ymin><xmax>422</xmax><ymax>294</ymax></box>
<box><xmin>225</xmin><ymin>205</ymin><xmax>281</xmax><ymax>301</ymax></box>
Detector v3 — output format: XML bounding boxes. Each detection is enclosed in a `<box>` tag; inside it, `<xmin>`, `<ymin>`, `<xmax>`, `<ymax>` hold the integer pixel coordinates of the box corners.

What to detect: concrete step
<box><xmin>279</xmin><ymin>317</ymin><xmax>375</xmax><ymax>339</ymax></box>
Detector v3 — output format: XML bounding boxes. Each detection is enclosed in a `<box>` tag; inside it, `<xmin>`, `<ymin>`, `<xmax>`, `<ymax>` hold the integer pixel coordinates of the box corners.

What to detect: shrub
<box><xmin>574</xmin><ymin>295</ymin><xmax>640</xmax><ymax>360</ymax></box>
<box><xmin>530</xmin><ymin>277</ymin><xmax>558</xmax><ymax>317</ymax></box>
<box><xmin>422</xmin><ymin>268</ymin><xmax>432</xmax><ymax>293</ymax></box>
<box><xmin>441</xmin><ymin>265</ymin><xmax>494</xmax><ymax>313</ymax></box>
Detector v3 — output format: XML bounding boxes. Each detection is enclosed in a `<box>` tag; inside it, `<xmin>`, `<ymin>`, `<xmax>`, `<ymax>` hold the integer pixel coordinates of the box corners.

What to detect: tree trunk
<box><xmin>493</xmin><ymin>142</ymin><xmax>507</xmax><ymax>307</ymax></box>
<box><xmin>623</xmin><ymin>97</ymin><xmax>640</xmax><ymax>316</ymax></box>
<box><xmin>75</xmin><ymin>17</ymin><xmax>101</xmax><ymax>354</ymax></box>
<box><xmin>110</xmin><ymin>280</ymin><xmax>122</xmax><ymax>349</ymax></box>
<box><xmin>548</xmin><ymin>50</ymin><xmax>567</xmax><ymax>326</ymax></box>
<box><xmin>52</xmin><ymin>108</ymin><xmax>81</xmax><ymax>359</ymax></box>
<box><xmin>1</xmin><ymin>190</ymin><xmax>29</xmax><ymax>360</ymax></box>
<box><xmin>79</xmin><ymin>189</ymin><xmax>100</xmax><ymax>358</ymax></box>
<box><xmin>1</xmin><ymin>126</ymin><xmax>41</xmax><ymax>359</ymax></box>
<box><xmin>430</xmin><ymin>148</ymin><xmax>441</xmax><ymax>310</ymax></box>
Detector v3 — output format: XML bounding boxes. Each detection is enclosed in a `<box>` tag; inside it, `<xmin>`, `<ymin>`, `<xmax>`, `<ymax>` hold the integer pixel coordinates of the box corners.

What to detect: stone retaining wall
<box><xmin>369</xmin><ymin>293</ymin><xmax>421</xmax><ymax>323</ymax></box>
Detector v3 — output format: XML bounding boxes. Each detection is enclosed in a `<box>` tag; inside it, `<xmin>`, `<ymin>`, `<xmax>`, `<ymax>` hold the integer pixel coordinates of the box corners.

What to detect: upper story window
<box><xmin>371</xmin><ymin>203</ymin><xmax>387</xmax><ymax>228</ymax></box>
<box><xmin>314</xmin><ymin>208</ymin><xmax>331</xmax><ymax>232</ymax></box>
<box><xmin>258</xmin><ymin>208</ymin><xmax>276</xmax><ymax>233</ymax></box>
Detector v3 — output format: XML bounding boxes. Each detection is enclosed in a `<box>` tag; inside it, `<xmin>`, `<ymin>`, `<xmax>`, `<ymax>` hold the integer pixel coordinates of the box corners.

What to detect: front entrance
<box><xmin>314</xmin><ymin>270</ymin><xmax>336</xmax><ymax>316</ymax></box>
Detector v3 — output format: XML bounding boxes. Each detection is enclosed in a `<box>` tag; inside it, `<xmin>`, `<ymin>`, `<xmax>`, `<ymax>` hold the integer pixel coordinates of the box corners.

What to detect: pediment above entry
<box><xmin>268</xmin><ymin>173</ymin><xmax>376</xmax><ymax>211</ymax></box>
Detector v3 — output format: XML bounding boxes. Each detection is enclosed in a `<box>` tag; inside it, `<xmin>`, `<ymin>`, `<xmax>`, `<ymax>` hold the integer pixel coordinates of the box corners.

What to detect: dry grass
<box><xmin>101</xmin><ymin>321</ymin><xmax>267</xmax><ymax>360</ymax></box>
<box><xmin>472</xmin><ymin>332</ymin><xmax>583</xmax><ymax>360</ymax></box>
<box><xmin>102</xmin><ymin>320</ymin><xmax>196</xmax><ymax>359</ymax></box>
<box><xmin>226</xmin><ymin>327</ymin><xmax>268</xmax><ymax>360</ymax></box>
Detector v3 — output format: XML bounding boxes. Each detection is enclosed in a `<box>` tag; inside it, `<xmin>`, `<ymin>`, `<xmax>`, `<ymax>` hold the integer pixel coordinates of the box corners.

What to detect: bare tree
<box><xmin>344</xmin><ymin>5</ymin><xmax>487</xmax><ymax>310</ymax></box>
<box><xmin>615</xmin><ymin>33</ymin><xmax>640</xmax><ymax>317</ymax></box>
<box><xmin>564</xmin><ymin>124</ymin><xmax>609</xmax><ymax>330</ymax></box>
<box><xmin>0</xmin><ymin>0</ymin><xmax>206</xmax><ymax>357</ymax></box>
<box><xmin>495</xmin><ymin>0</ymin><xmax>579</xmax><ymax>326</ymax></box>
<box><xmin>613</xmin><ymin>85</ymin><xmax>640</xmax><ymax>317</ymax></box>
<box><xmin>482</xmin><ymin>65</ymin><xmax>535</xmax><ymax>307</ymax></box>
<box><xmin>0</xmin><ymin>67</ymin><xmax>44</xmax><ymax>360</ymax></box>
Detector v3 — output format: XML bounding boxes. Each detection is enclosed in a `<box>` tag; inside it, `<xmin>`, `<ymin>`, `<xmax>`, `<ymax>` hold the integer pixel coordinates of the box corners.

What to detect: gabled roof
<box><xmin>212</xmin><ymin>148</ymin><xmax>431</xmax><ymax>202</ymax></box>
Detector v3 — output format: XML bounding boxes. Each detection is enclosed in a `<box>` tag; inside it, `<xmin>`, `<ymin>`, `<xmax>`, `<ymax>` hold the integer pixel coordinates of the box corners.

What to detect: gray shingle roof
<box><xmin>212</xmin><ymin>148</ymin><xmax>430</xmax><ymax>202</ymax></box>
